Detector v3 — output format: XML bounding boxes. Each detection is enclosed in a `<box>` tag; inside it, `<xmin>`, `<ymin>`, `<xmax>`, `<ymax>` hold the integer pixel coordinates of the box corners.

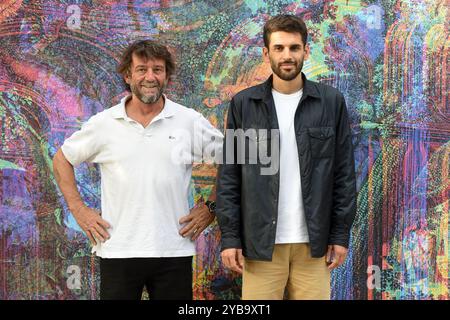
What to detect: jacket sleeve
<box><xmin>329</xmin><ymin>93</ymin><xmax>357</xmax><ymax>248</ymax></box>
<box><xmin>216</xmin><ymin>98</ymin><xmax>242</xmax><ymax>251</ymax></box>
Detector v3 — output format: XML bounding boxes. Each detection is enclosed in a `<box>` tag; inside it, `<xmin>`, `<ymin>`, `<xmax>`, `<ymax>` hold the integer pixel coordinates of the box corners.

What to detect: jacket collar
<box><xmin>249</xmin><ymin>72</ymin><xmax>321</xmax><ymax>101</ymax></box>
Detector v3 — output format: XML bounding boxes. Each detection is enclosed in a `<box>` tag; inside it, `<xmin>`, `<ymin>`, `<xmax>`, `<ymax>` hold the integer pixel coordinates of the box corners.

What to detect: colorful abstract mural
<box><xmin>0</xmin><ymin>0</ymin><xmax>448</xmax><ymax>300</ymax></box>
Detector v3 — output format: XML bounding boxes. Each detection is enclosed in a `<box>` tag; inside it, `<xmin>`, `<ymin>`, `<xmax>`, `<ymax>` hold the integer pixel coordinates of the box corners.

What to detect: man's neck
<box><xmin>127</xmin><ymin>95</ymin><xmax>164</xmax><ymax>115</ymax></box>
<box><xmin>272</xmin><ymin>73</ymin><xmax>304</xmax><ymax>94</ymax></box>
<box><xmin>125</xmin><ymin>95</ymin><xmax>165</xmax><ymax>127</ymax></box>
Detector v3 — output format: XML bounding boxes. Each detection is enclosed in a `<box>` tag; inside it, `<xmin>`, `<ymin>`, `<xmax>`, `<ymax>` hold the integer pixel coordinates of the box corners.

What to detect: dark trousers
<box><xmin>100</xmin><ymin>256</ymin><xmax>193</xmax><ymax>300</ymax></box>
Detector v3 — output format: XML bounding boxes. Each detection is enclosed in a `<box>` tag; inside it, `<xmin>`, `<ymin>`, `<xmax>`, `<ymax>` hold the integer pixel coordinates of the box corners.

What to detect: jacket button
<box><xmin>272</xmin><ymin>220</ymin><xmax>276</xmax><ymax>225</ymax></box>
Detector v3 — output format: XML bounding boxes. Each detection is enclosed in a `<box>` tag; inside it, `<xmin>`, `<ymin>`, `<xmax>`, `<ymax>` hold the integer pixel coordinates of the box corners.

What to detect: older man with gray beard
<box><xmin>53</xmin><ymin>40</ymin><xmax>223</xmax><ymax>300</ymax></box>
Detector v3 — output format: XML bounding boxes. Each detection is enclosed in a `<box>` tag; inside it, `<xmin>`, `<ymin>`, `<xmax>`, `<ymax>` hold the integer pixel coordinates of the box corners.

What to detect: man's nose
<box><xmin>144</xmin><ymin>70</ymin><xmax>157</xmax><ymax>81</ymax></box>
<box><xmin>281</xmin><ymin>48</ymin><xmax>292</xmax><ymax>60</ymax></box>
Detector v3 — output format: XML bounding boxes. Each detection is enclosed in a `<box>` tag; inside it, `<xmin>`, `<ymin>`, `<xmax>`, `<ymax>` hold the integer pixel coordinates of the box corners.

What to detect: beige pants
<box><xmin>242</xmin><ymin>243</ymin><xmax>330</xmax><ymax>300</ymax></box>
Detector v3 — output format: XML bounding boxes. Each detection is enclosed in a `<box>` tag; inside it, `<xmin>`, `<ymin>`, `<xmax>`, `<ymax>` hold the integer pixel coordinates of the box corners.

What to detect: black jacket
<box><xmin>216</xmin><ymin>73</ymin><xmax>357</xmax><ymax>260</ymax></box>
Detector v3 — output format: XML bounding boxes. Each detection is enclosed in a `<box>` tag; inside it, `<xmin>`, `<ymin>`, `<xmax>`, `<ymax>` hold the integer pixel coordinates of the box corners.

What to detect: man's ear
<box><xmin>124</xmin><ymin>70</ymin><xmax>131</xmax><ymax>84</ymax></box>
<box><xmin>304</xmin><ymin>43</ymin><xmax>311</xmax><ymax>60</ymax></box>
<box><xmin>263</xmin><ymin>47</ymin><xmax>270</xmax><ymax>63</ymax></box>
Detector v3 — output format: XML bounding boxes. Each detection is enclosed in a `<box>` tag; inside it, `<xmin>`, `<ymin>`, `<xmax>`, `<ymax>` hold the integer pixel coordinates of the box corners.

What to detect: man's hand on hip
<box><xmin>73</xmin><ymin>205</ymin><xmax>111</xmax><ymax>245</ymax></box>
<box><xmin>326</xmin><ymin>244</ymin><xmax>348</xmax><ymax>270</ymax></box>
<box><xmin>221</xmin><ymin>248</ymin><xmax>244</xmax><ymax>274</ymax></box>
<box><xmin>179</xmin><ymin>203</ymin><xmax>214</xmax><ymax>240</ymax></box>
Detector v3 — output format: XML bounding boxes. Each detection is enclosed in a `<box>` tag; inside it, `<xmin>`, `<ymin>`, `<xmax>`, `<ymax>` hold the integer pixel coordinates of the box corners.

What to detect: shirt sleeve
<box><xmin>61</xmin><ymin>114</ymin><xmax>105</xmax><ymax>166</ymax></box>
<box><xmin>192</xmin><ymin>113</ymin><xmax>224</xmax><ymax>164</ymax></box>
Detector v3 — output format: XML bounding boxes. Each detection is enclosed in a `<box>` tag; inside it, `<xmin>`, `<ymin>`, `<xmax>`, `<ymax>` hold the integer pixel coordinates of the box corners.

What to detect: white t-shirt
<box><xmin>61</xmin><ymin>96</ymin><xmax>223</xmax><ymax>258</ymax></box>
<box><xmin>272</xmin><ymin>89</ymin><xmax>309</xmax><ymax>244</ymax></box>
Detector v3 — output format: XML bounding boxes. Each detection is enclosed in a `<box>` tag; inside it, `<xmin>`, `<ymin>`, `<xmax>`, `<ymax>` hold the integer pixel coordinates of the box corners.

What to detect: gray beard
<box><xmin>131</xmin><ymin>83</ymin><xmax>164</xmax><ymax>104</ymax></box>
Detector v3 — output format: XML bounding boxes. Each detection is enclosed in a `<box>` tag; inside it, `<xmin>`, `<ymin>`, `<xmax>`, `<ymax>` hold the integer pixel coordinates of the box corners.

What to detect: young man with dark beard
<box><xmin>216</xmin><ymin>15</ymin><xmax>357</xmax><ymax>300</ymax></box>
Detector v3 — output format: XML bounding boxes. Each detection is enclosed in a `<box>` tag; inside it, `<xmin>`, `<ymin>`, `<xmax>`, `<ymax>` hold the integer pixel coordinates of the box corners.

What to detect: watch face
<box><xmin>206</xmin><ymin>201</ymin><xmax>216</xmax><ymax>213</ymax></box>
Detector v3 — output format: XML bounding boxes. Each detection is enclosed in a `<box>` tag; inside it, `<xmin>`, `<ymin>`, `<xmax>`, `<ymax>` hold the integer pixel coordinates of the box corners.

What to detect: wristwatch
<box><xmin>205</xmin><ymin>200</ymin><xmax>216</xmax><ymax>214</ymax></box>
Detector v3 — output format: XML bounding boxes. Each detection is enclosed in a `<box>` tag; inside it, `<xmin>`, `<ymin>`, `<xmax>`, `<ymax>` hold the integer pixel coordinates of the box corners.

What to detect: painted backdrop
<box><xmin>0</xmin><ymin>0</ymin><xmax>448</xmax><ymax>299</ymax></box>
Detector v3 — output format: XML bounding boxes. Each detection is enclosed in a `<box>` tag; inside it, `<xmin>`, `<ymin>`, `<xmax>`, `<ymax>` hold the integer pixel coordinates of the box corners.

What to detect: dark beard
<box><xmin>271</xmin><ymin>60</ymin><xmax>303</xmax><ymax>81</ymax></box>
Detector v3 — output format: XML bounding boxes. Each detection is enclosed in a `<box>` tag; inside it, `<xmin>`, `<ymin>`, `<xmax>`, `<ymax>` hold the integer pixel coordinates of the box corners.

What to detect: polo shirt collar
<box><xmin>112</xmin><ymin>95</ymin><xmax>175</xmax><ymax>121</ymax></box>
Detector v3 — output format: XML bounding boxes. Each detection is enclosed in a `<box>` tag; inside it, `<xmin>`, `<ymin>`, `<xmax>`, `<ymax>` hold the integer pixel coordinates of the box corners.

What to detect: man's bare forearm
<box><xmin>53</xmin><ymin>149</ymin><xmax>85</xmax><ymax>215</ymax></box>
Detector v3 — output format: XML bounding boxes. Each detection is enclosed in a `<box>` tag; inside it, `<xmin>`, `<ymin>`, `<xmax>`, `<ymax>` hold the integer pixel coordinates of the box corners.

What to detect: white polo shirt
<box><xmin>61</xmin><ymin>96</ymin><xmax>223</xmax><ymax>258</ymax></box>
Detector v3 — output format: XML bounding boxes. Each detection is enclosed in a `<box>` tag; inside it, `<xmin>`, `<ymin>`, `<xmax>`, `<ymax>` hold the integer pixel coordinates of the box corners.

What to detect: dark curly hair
<box><xmin>117</xmin><ymin>40</ymin><xmax>175</xmax><ymax>88</ymax></box>
<box><xmin>263</xmin><ymin>14</ymin><xmax>308</xmax><ymax>47</ymax></box>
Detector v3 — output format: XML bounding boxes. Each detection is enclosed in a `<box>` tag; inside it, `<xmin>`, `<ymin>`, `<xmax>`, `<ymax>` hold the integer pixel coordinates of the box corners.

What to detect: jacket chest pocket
<box><xmin>308</xmin><ymin>127</ymin><xmax>335</xmax><ymax>158</ymax></box>
<box><xmin>245</xmin><ymin>130</ymin><xmax>272</xmax><ymax>164</ymax></box>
